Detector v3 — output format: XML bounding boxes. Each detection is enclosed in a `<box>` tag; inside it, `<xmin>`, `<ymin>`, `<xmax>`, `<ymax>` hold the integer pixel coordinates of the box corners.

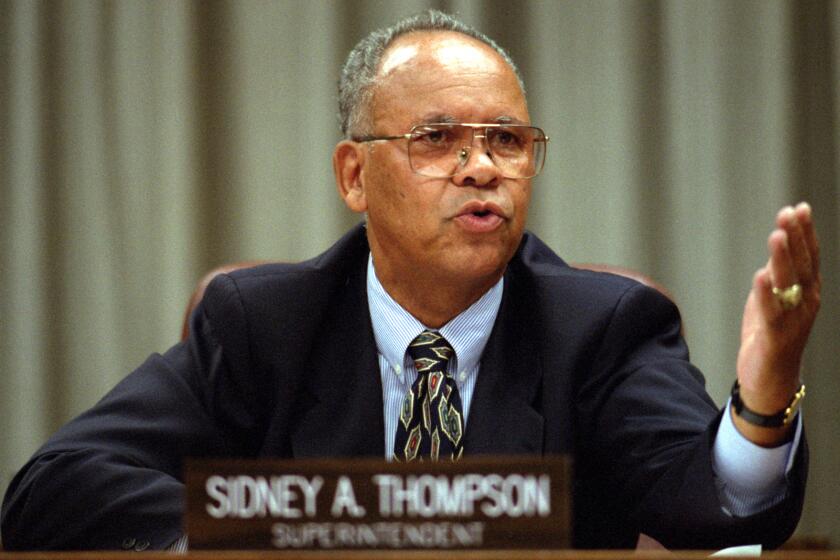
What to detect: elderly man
<box><xmin>1</xmin><ymin>10</ymin><xmax>820</xmax><ymax>551</ymax></box>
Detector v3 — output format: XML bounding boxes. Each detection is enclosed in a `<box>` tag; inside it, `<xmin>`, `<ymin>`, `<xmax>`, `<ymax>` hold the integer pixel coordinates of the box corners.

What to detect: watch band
<box><xmin>730</xmin><ymin>380</ymin><xmax>805</xmax><ymax>428</ymax></box>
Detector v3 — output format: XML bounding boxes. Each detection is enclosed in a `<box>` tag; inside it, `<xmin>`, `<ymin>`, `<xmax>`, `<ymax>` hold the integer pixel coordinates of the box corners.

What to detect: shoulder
<box><xmin>203</xmin><ymin>223</ymin><xmax>369</xmax><ymax>311</ymax></box>
<box><xmin>508</xmin><ymin>231</ymin><xmax>682</xmax><ymax>345</ymax></box>
<box><xmin>511</xmin><ymin>230</ymin><xmax>646</xmax><ymax>303</ymax></box>
<box><xmin>190</xmin><ymin>224</ymin><xmax>369</xmax><ymax>354</ymax></box>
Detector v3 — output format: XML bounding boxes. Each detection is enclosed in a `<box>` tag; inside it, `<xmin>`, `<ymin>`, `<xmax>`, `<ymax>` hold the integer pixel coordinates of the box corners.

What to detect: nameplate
<box><xmin>185</xmin><ymin>456</ymin><xmax>571</xmax><ymax>550</ymax></box>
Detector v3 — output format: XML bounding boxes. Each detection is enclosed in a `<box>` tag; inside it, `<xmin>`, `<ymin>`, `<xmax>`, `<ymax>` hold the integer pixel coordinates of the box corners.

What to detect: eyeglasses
<box><xmin>353</xmin><ymin>123</ymin><xmax>549</xmax><ymax>179</ymax></box>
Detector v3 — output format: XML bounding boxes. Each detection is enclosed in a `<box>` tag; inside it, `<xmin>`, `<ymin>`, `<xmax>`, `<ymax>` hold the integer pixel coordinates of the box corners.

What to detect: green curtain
<box><xmin>2</xmin><ymin>0</ymin><xmax>838</xmax><ymax>546</ymax></box>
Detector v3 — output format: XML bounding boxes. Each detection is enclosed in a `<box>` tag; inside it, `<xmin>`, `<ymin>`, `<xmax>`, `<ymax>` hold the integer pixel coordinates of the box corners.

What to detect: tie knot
<box><xmin>407</xmin><ymin>330</ymin><xmax>454</xmax><ymax>373</ymax></box>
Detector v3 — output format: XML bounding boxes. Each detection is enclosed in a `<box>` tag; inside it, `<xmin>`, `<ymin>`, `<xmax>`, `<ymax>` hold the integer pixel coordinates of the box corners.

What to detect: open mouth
<box><xmin>455</xmin><ymin>204</ymin><xmax>505</xmax><ymax>233</ymax></box>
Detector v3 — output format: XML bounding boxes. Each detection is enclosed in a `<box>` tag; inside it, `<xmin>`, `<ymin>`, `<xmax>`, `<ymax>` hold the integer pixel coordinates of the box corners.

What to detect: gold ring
<box><xmin>772</xmin><ymin>283</ymin><xmax>803</xmax><ymax>310</ymax></box>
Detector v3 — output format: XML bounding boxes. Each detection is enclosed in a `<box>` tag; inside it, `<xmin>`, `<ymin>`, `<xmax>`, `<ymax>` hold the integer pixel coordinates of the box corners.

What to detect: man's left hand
<box><xmin>734</xmin><ymin>202</ymin><xmax>821</xmax><ymax>446</ymax></box>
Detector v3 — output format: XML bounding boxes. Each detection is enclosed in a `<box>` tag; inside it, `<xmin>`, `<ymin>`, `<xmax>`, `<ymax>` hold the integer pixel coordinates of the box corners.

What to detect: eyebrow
<box><xmin>494</xmin><ymin>116</ymin><xmax>527</xmax><ymax>125</ymax></box>
<box><xmin>417</xmin><ymin>114</ymin><xmax>458</xmax><ymax>124</ymax></box>
<box><xmin>416</xmin><ymin>114</ymin><xmax>527</xmax><ymax>125</ymax></box>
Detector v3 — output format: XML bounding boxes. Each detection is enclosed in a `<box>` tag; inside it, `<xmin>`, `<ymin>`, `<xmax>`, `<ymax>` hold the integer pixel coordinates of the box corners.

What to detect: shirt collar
<box><xmin>366</xmin><ymin>254</ymin><xmax>503</xmax><ymax>375</ymax></box>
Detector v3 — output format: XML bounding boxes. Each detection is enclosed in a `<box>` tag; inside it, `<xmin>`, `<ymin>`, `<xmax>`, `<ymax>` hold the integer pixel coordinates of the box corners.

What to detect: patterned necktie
<box><xmin>393</xmin><ymin>330</ymin><xmax>464</xmax><ymax>461</ymax></box>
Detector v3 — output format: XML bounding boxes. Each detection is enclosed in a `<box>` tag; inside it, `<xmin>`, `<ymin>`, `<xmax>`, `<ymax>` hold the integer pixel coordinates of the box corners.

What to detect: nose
<box><xmin>451</xmin><ymin>132</ymin><xmax>503</xmax><ymax>188</ymax></box>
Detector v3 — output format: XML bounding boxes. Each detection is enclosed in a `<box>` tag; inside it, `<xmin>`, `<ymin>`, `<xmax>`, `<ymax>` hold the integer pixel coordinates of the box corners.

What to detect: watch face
<box><xmin>783</xmin><ymin>385</ymin><xmax>806</xmax><ymax>425</ymax></box>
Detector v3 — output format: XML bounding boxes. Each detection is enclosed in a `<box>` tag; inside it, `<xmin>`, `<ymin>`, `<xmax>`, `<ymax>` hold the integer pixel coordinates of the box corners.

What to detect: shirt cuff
<box><xmin>712</xmin><ymin>397</ymin><xmax>802</xmax><ymax>516</ymax></box>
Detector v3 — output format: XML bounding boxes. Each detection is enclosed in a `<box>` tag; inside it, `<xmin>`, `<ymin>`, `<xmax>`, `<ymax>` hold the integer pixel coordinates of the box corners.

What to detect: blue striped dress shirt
<box><xmin>366</xmin><ymin>255</ymin><xmax>503</xmax><ymax>459</ymax></box>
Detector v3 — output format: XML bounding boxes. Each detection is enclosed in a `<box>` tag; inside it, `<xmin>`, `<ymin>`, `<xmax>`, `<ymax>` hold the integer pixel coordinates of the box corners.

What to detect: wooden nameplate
<box><xmin>185</xmin><ymin>455</ymin><xmax>571</xmax><ymax>550</ymax></box>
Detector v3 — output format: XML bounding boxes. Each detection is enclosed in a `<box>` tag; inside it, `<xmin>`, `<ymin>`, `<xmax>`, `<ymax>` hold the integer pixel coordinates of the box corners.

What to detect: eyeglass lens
<box><xmin>407</xmin><ymin>124</ymin><xmax>546</xmax><ymax>179</ymax></box>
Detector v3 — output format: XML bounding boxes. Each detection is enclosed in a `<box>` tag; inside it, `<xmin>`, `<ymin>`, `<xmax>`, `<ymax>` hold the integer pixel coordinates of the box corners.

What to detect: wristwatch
<box><xmin>730</xmin><ymin>380</ymin><xmax>805</xmax><ymax>428</ymax></box>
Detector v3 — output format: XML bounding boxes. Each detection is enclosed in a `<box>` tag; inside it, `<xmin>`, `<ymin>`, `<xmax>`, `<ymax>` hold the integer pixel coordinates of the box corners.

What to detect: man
<box><xmin>1</xmin><ymin>11</ymin><xmax>820</xmax><ymax>551</ymax></box>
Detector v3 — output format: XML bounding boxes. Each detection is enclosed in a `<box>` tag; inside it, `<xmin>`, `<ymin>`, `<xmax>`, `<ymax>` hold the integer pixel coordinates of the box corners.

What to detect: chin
<box><xmin>445</xmin><ymin>251</ymin><xmax>509</xmax><ymax>283</ymax></box>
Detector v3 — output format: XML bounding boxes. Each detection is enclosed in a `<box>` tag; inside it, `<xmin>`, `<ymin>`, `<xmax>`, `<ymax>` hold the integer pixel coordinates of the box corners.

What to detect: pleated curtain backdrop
<box><xmin>1</xmin><ymin>0</ymin><xmax>838</xmax><ymax>546</ymax></box>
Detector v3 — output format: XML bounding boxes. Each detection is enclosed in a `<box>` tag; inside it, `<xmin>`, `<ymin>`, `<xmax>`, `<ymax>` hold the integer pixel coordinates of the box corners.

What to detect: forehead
<box><xmin>371</xmin><ymin>31</ymin><xmax>528</xmax><ymax>128</ymax></box>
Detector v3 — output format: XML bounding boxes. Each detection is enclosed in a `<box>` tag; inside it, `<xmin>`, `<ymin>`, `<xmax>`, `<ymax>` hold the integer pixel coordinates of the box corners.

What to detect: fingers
<box><xmin>794</xmin><ymin>202</ymin><xmax>820</xmax><ymax>281</ymax></box>
<box><xmin>752</xmin><ymin>267</ymin><xmax>777</xmax><ymax>319</ymax></box>
<box><xmin>769</xmin><ymin>202</ymin><xmax>820</xmax><ymax>290</ymax></box>
<box><xmin>775</xmin><ymin>202</ymin><xmax>819</xmax><ymax>285</ymax></box>
<box><xmin>776</xmin><ymin>207</ymin><xmax>809</xmax><ymax>285</ymax></box>
<box><xmin>767</xmin><ymin>228</ymin><xmax>795</xmax><ymax>291</ymax></box>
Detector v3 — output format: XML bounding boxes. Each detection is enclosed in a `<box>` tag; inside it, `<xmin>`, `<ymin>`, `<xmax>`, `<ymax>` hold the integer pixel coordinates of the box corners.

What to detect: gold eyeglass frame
<box><xmin>353</xmin><ymin>123</ymin><xmax>550</xmax><ymax>179</ymax></box>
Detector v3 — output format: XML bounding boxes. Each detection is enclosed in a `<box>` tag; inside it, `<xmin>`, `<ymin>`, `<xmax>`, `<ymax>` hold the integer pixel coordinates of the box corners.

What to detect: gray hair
<box><xmin>338</xmin><ymin>9</ymin><xmax>526</xmax><ymax>138</ymax></box>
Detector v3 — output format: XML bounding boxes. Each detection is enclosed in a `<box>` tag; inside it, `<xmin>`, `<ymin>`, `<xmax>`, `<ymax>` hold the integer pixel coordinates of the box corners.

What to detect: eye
<box><xmin>414</xmin><ymin>126</ymin><xmax>454</xmax><ymax>145</ymax></box>
<box><xmin>490</xmin><ymin>127</ymin><xmax>526</xmax><ymax>151</ymax></box>
<box><xmin>426</xmin><ymin>130</ymin><xmax>445</xmax><ymax>143</ymax></box>
<box><xmin>496</xmin><ymin>130</ymin><xmax>517</xmax><ymax>145</ymax></box>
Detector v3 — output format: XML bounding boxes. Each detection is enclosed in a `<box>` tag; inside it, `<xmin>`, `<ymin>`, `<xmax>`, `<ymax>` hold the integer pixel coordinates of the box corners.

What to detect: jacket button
<box><xmin>134</xmin><ymin>540</ymin><xmax>150</xmax><ymax>551</ymax></box>
<box><xmin>121</xmin><ymin>537</ymin><xmax>136</xmax><ymax>550</ymax></box>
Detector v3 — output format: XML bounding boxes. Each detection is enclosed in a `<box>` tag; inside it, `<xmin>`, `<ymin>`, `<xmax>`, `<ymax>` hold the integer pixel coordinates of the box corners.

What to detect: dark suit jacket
<box><xmin>1</xmin><ymin>224</ymin><xmax>806</xmax><ymax>551</ymax></box>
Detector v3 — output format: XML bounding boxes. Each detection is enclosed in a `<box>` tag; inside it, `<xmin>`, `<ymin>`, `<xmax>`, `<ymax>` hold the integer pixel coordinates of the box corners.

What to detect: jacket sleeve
<box><xmin>1</xmin><ymin>273</ymin><xmax>262</xmax><ymax>551</ymax></box>
<box><xmin>573</xmin><ymin>282</ymin><xmax>807</xmax><ymax>550</ymax></box>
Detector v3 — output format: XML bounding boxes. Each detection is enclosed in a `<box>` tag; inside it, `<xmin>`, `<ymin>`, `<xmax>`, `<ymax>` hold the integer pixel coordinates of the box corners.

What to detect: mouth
<box><xmin>458</xmin><ymin>200</ymin><xmax>507</xmax><ymax>218</ymax></box>
<box><xmin>454</xmin><ymin>201</ymin><xmax>507</xmax><ymax>233</ymax></box>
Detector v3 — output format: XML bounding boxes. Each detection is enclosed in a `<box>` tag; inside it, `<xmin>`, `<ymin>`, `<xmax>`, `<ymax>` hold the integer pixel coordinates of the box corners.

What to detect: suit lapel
<box><xmin>290</xmin><ymin>256</ymin><xmax>386</xmax><ymax>458</ymax></box>
<box><xmin>463</xmin><ymin>271</ymin><xmax>545</xmax><ymax>455</ymax></box>
<box><xmin>288</xmin><ymin>226</ymin><xmax>546</xmax><ymax>458</ymax></box>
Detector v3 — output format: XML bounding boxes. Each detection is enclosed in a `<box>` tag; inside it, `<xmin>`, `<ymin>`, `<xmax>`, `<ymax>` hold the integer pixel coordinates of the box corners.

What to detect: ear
<box><xmin>333</xmin><ymin>140</ymin><xmax>368</xmax><ymax>213</ymax></box>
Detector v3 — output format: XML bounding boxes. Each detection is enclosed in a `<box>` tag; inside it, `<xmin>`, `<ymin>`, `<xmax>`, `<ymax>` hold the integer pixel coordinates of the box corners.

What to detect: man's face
<box><xmin>358</xmin><ymin>31</ymin><xmax>532</xmax><ymax>293</ymax></box>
